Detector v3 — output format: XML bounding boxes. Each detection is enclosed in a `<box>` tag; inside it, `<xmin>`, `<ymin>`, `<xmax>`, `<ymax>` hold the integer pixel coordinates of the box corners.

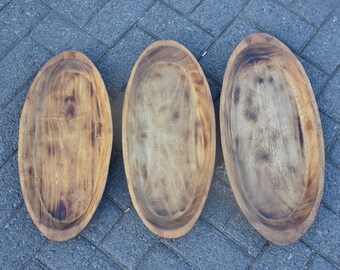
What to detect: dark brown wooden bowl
<box><xmin>220</xmin><ymin>33</ymin><xmax>324</xmax><ymax>245</ymax></box>
<box><xmin>122</xmin><ymin>40</ymin><xmax>216</xmax><ymax>238</ymax></box>
<box><xmin>18</xmin><ymin>51</ymin><xmax>113</xmax><ymax>241</ymax></box>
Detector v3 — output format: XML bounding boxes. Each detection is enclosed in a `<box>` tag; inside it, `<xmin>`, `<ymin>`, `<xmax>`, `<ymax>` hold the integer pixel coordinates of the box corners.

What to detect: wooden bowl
<box><xmin>220</xmin><ymin>33</ymin><xmax>324</xmax><ymax>245</ymax></box>
<box><xmin>18</xmin><ymin>51</ymin><xmax>113</xmax><ymax>241</ymax></box>
<box><xmin>122</xmin><ymin>40</ymin><xmax>216</xmax><ymax>238</ymax></box>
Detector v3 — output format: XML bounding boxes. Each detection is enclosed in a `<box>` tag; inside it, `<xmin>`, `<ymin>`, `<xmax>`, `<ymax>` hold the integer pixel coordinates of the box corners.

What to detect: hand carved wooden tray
<box><xmin>220</xmin><ymin>33</ymin><xmax>324</xmax><ymax>245</ymax></box>
<box><xmin>18</xmin><ymin>51</ymin><xmax>113</xmax><ymax>241</ymax></box>
<box><xmin>122</xmin><ymin>40</ymin><xmax>215</xmax><ymax>238</ymax></box>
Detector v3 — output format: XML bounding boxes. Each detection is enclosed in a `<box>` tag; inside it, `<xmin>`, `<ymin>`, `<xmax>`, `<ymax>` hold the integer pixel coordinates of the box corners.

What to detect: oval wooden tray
<box><xmin>220</xmin><ymin>33</ymin><xmax>324</xmax><ymax>245</ymax></box>
<box><xmin>18</xmin><ymin>51</ymin><xmax>113</xmax><ymax>241</ymax></box>
<box><xmin>122</xmin><ymin>40</ymin><xmax>216</xmax><ymax>238</ymax></box>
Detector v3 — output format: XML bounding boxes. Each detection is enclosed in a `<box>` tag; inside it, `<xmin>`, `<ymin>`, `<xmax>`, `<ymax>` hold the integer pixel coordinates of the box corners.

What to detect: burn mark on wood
<box><xmin>184</xmin><ymin>88</ymin><xmax>190</xmax><ymax>101</ymax></box>
<box><xmin>65</xmin><ymin>95</ymin><xmax>76</xmax><ymax>103</ymax></box>
<box><xmin>234</xmin><ymin>86</ymin><xmax>240</xmax><ymax>104</ymax></box>
<box><xmin>297</xmin><ymin>114</ymin><xmax>304</xmax><ymax>149</ymax></box>
<box><xmin>66</xmin><ymin>105</ymin><xmax>75</xmax><ymax>118</ymax></box>
<box><xmin>52</xmin><ymin>200</ymin><xmax>67</xmax><ymax>221</ymax></box>
<box><xmin>141</xmin><ymin>164</ymin><xmax>148</xmax><ymax>179</ymax></box>
<box><xmin>172</xmin><ymin>111</ymin><xmax>180</xmax><ymax>121</ymax></box>
<box><xmin>28</xmin><ymin>167</ymin><xmax>34</xmax><ymax>177</ymax></box>
<box><xmin>91</xmin><ymin>121</ymin><xmax>95</xmax><ymax>145</ymax></box>
<box><xmin>257</xmin><ymin>77</ymin><xmax>264</xmax><ymax>84</ymax></box>
<box><xmin>140</xmin><ymin>132</ymin><xmax>147</xmax><ymax>139</ymax></box>
<box><xmin>245</xmin><ymin>109</ymin><xmax>258</xmax><ymax>122</ymax></box>
<box><xmin>268</xmin><ymin>76</ymin><xmax>274</xmax><ymax>83</ymax></box>
<box><xmin>256</xmin><ymin>150</ymin><xmax>271</xmax><ymax>162</ymax></box>
<box><xmin>97</xmin><ymin>123</ymin><xmax>103</xmax><ymax>135</ymax></box>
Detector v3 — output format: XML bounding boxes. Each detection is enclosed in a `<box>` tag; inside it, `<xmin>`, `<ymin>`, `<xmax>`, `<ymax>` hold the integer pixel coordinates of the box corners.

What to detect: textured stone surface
<box><xmin>0</xmin><ymin>37</ymin><xmax>51</xmax><ymax>110</ymax></box>
<box><xmin>86</xmin><ymin>0</ymin><xmax>153</xmax><ymax>46</ymax></box>
<box><xmin>320</xmin><ymin>113</ymin><xmax>339</xmax><ymax>150</ymax></box>
<box><xmin>165</xmin><ymin>219</ymin><xmax>253</xmax><ymax>269</ymax></box>
<box><xmin>252</xmin><ymin>242</ymin><xmax>312</xmax><ymax>270</ymax></box>
<box><xmin>139</xmin><ymin>243</ymin><xmax>193</xmax><ymax>270</ymax></box>
<box><xmin>0</xmin><ymin>21</ymin><xmax>18</xmax><ymax>59</ymax></box>
<box><xmin>101</xmin><ymin>209</ymin><xmax>159</xmax><ymax>270</ymax></box>
<box><xmin>138</xmin><ymin>2</ymin><xmax>213</xmax><ymax>58</ymax></box>
<box><xmin>309</xmin><ymin>255</ymin><xmax>339</xmax><ymax>270</ymax></box>
<box><xmin>224</xmin><ymin>211</ymin><xmax>267</xmax><ymax>257</ymax></box>
<box><xmin>0</xmin><ymin>154</ymin><xmax>22</xmax><ymax>226</ymax></box>
<box><xmin>31</xmin><ymin>11</ymin><xmax>107</xmax><ymax>62</ymax></box>
<box><xmin>243</xmin><ymin>0</ymin><xmax>316</xmax><ymax>51</ymax></box>
<box><xmin>329</xmin><ymin>140</ymin><xmax>340</xmax><ymax>168</ymax></box>
<box><xmin>25</xmin><ymin>260</ymin><xmax>47</xmax><ymax>270</ymax></box>
<box><xmin>44</xmin><ymin>0</ymin><xmax>107</xmax><ymax>27</ymax></box>
<box><xmin>317</xmin><ymin>69</ymin><xmax>340</xmax><ymax>122</ymax></box>
<box><xmin>189</xmin><ymin>0</ymin><xmax>248</xmax><ymax>36</ymax></box>
<box><xmin>0</xmin><ymin>0</ymin><xmax>49</xmax><ymax>37</ymax></box>
<box><xmin>82</xmin><ymin>197</ymin><xmax>123</xmax><ymax>245</ymax></box>
<box><xmin>291</xmin><ymin>0</ymin><xmax>338</xmax><ymax>27</ymax></box>
<box><xmin>38</xmin><ymin>236</ymin><xmax>119</xmax><ymax>270</ymax></box>
<box><xmin>303</xmin><ymin>9</ymin><xmax>340</xmax><ymax>74</ymax></box>
<box><xmin>98</xmin><ymin>26</ymin><xmax>155</xmax><ymax>96</ymax></box>
<box><xmin>0</xmin><ymin>208</ymin><xmax>46</xmax><ymax>270</ymax></box>
<box><xmin>162</xmin><ymin>0</ymin><xmax>200</xmax><ymax>14</ymax></box>
<box><xmin>302</xmin><ymin>206</ymin><xmax>340</xmax><ymax>265</ymax></box>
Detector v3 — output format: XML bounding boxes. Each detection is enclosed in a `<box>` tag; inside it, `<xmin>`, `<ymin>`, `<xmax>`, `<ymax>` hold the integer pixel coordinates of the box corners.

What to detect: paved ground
<box><xmin>0</xmin><ymin>0</ymin><xmax>339</xmax><ymax>269</ymax></box>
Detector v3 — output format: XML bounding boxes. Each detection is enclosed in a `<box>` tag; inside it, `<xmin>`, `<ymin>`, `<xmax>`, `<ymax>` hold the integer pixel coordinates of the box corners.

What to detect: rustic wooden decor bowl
<box><xmin>18</xmin><ymin>51</ymin><xmax>113</xmax><ymax>241</ymax></box>
<box><xmin>122</xmin><ymin>40</ymin><xmax>216</xmax><ymax>238</ymax></box>
<box><xmin>220</xmin><ymin>33</ymin><xmax>324</xmax><ymax>245</ymax></box>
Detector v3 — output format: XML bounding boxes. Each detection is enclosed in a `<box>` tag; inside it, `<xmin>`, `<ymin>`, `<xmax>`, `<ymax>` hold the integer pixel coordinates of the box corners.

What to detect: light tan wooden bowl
<box><xmin>220</xmin><ymin>33</ymin><xmax>324</xmax><ymax>245</ymax></box>
<box><xmin>122</xmin><ymin>40</ymin><xmax>216</xmax><ymax>238</ymax></box>
<box><xmin>18</xmin><ymin>51</ymin><xmax>113</xmax><ymax>241</ymax></box>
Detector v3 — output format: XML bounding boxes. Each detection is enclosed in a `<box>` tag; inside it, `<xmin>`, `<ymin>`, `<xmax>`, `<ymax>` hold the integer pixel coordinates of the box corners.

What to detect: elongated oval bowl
<box><xmin>123</xmin><ymin>40</ymin><xmax>216</xmax><ymax>238</ymax></box>
<box><xmin>220</xmin><ymin>33</ymin><xmax>324</xmax><ymax>245</ymax></box>
<box><xmin>18</xmin><ymin>51</ymin><xmax>113</xmax><ymax>241</ymax></box>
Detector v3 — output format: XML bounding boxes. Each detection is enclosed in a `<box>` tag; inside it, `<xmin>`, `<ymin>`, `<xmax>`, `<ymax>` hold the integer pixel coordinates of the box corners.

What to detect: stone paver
<box><xmin>0</xmin><ymin>208</ymin><xmax>46</xmax><ymax>270</ymax></box>
<box><xmin>101</xmin><ymin>209</ymin><xmax>159</xmax><ymax>270</ymax></box>
<box><xmin>31</xmin><ymin>11</ymin><xmax>107</xmax><ymax>62</ymax></box>
<box><xmin>86</xmin><ymin>0</ymin><xmax>153</xmax><ymax>46</ymax></box>
<box><xmin>303</xmin><ymin>8</ymin><xmax>340</xmax><ymax>74</ymax></box>
<box><xmin>251</xmin><ymin>241</ymin><xmax>312</xmax><ymax>270</ymax></box>
<box><xmin>0</xmin><ymin>1</ymin><xmax>339</xmax><ymax>269</ymax></box>
<box><xmin>302</xmin><ymin>206</ymin><xmax>340</xmax><ymax>266</ymax></box>
<box><xmin>243</xmin><ymin>0</ymin><xmax>316</xmax><ymax>51</ymax></box>
<box><xmin>165</xmin><ymin>218</ymin><xmax>253</xmax><ymax>269</ymax></box>
<box><xmin>38</xmin><ymin>236</ymin><xmax>120</xmax><ymax>270</ymax></box>
<box><xmin>138</xmin><ymin>243</ymin><xmax>193</xmax><ymax>270</ymax></box>
<box><xmin>189</xmin><ymin>0</ymin><xmax>248</xmax><ymax>36</ymax></box>
<box><xmin>138</xmin><ymin>1</ymin><xmax>213</xmax><ymax>58</ymax></box>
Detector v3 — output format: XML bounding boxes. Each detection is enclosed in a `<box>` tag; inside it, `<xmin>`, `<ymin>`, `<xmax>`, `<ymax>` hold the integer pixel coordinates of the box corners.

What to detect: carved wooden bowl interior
<box><xmin>220</xmin><ymin>33</ymin><xmax>324</xmax><ymax>245</ymax></box>
<box><xmin>123</xmin><ymin>40</ymin><xmax>216</xmax><ymax>238</ymax></box>
<box><xmin>18</xmin><ymin>51</ymin><xmax>112</xmax><ymax>241</ymax></box>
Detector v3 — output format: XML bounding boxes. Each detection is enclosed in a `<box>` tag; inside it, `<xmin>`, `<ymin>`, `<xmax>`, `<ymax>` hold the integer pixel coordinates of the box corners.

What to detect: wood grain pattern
<box><xmin>18</xmin><ymin>51</ymin><xmax>112</xmax><ymax>241</ymax></box>
<box><xmin>122</xmin><ymin>40</ymin><xmax>215</xmax><ymax>238</ymax></box>
<box><xmin>220</xmin><ymin>33</ymin><xmax>324</xmax><ymax>245</ymax></box>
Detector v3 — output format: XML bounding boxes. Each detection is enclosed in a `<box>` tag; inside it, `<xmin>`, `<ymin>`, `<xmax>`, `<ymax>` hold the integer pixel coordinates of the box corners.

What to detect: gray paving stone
<box><xmin>303</xmin><ymin>9</ymin><xmax>340</xmax><ymax>74</ymax></box>
<box><xmin>0</xmin><ymin>0</ymin><xmax>49</xmax><ymax>37</ymax></box>
<box><xmin>189</xmin><ymin>0</ymin><xmax>248</xmax><ymax>36</ymax></box>
<box><xmin>223</xmin><ymin>211</ymin><xmax>267</xmax><ymax>257</ymax></box>
<box><xmin>82</xmin><ymin>197</ymin><xmax>123</xmax><ymax>245</ymax></box>
<box><xmin>320</xmin><ymin>113</ymin><xmax>339</xmax><ymax>150</ymax></box>
<box><xmin>162</xmin><ymin>0</ymin><xmax>200</xmax><ymax>14</ymax></box>
<box><xmin>101</xmin><ymin>209</ymin><xmax>159</xmax><ymax>270</ymax></box>
<box><xmin>202</xmin><ymin>165</ymin><xmax>237</xmax><ymax>231</ymax></box>
<box><xmin>38</xmin><ymin>236</ymin><xmax>119</xmax><ymax>270</ymax></box>
<box><xmin>298</xmin><ymin>56</ymin><xmax>329</xmax><ymax>95</ymax></box>
<box><xmin>98</xmin><ymin>26</ymin><xmax>155</xmax><ymax>96</ymax></box>
<box><xmin>0</xmin><ymin>84</ymin><xmax>29</xmax><ymax>166</ymax></box>
<box><xmin>0</xmin><ymin>37</ymin><xmax>51</xmax><ymax>110</ymax></box>
<box><xmin>165</xmin><ymin>219</ymin><xmax>253</xmax><ymax>270</ymax></box>
<box><xmin>0</xmin><ymin>154</ymin><xmax>22</xmax><ymax>227</ymax></box>
<box><xmin>104</xmin><ymin>156</ymin><xmax>132</xmax><ymax>211</ymax></box>
<box><xmin>0</xmin><ymin>21</ymin><xmax>18</xmax><ymax>59</ymax></box>
<box><xmin>302</xmin><ymin>206</ymin><xmax>340</xmax><ymax>265</ymax></box>
<box><xmin>0</xmin><ymin>0</ymin><xmax>10</xmax><ymax>9</ymax></box>
<box><xmin>276</xmin><ymin>0</ymin><xmax>294</xmax><ymax>6</ymax></box>
<box><xmin>0</xmin><ymin>207</ymin><xmax>46</xmax><ymax>270</ymax></box>
<box><xmin>139</xmin><ymin>243</ymin><xmax>193</xmax><ymax>270</ymax></box>
<box><xmin>44</xmin><ymin>0</ymin><xmax>107</xmax><ymax>27</ymax></box>
<box><xmin>85</xmin><ymin>0</ymin><xmax>153</xmax><ymax>46</ymax></box>
<box><xmin>252</xmin><ymin>241</ymin><xmax>312</xmax><ymax>270</ymax></box>
<box><xmin>207</xmin><ymin>76</ymin><xmax>221</xmax><ymax>101</ymax></box>
<box><xmin>291</xmin><ymin>0</ymin><xmax>338</xmax><ymax>27</ymax></box>
<box><xmin>317</xmin><ymin>69</ymin><xmax>340</xmax><ymax>122</ymax></box>
<box><xmin>200</xmin><ymin>17</ymin><xmax>258</xmax><ymax>83</ymax></box>
<box><xmin>25</xmin><ymin>259</ymin><xmax>47</xmax><ymax>270</ymax></box>
<box><xmin>330</xmin><ymin>140</ymin><xmax>340</xmax><ymax>168</ymax></box>
<box><xmin>243</xmin><ymin>0</ymin><xmax>316</xmax><ymax>51</ymax></box>
<box><xmin>138</xmin><ymin>2</ymin><xmax>213</xmax><ymax>58</ymax></box>
<box><xmin>31</xmin><ymin>11</ymin><xmax>107</xmax><ymax>62</ymax></box>
<box><xmin>308</xmin><ymin>255</ymin><xmax>339</xmax><ymax>270</ymax></box>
